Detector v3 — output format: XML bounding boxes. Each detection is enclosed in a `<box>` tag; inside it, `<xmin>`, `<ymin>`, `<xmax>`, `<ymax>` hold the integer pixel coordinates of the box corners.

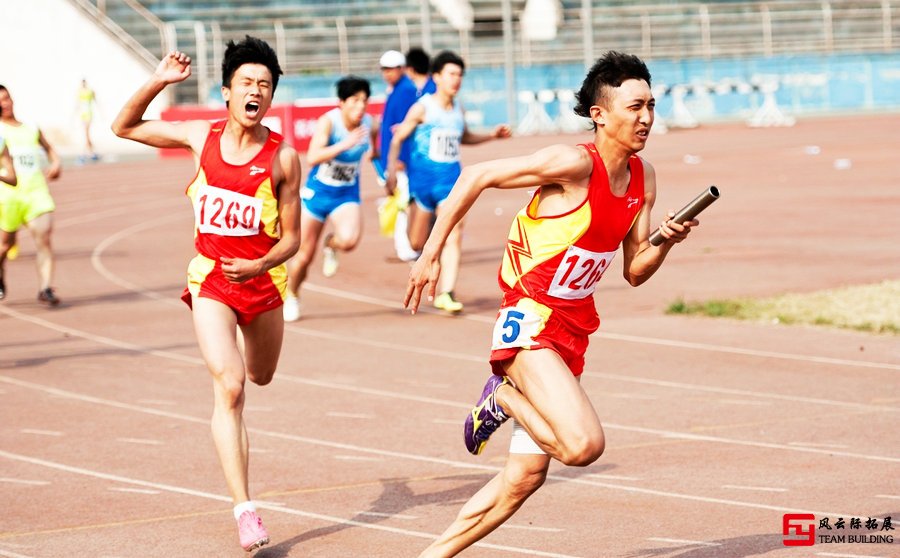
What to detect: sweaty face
<box><xmin>598</xmin><ymin>79</ymin><xmax>654</xmax><ymax>152</ymax></box>
<box><xmin>434</xmin><ymin>63</ymin><xmax>463</xmax><ymax>96</ymax></box>
<box><xmin>222</xmin><ymin>63</ymin><xmax>274</xmax><ymax>125</ymax></box>
<box><xmin>340</xmin><ymin>91</ymin><xmax>369</xmax><ymax>126</ymax></box>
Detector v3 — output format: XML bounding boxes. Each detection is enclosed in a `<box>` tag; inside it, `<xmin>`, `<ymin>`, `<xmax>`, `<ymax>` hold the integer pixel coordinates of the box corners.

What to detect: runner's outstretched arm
<box><xmin>404</xmin><ymin>143</ymin><xmax>590</xmax><ymax>312</ymax></box>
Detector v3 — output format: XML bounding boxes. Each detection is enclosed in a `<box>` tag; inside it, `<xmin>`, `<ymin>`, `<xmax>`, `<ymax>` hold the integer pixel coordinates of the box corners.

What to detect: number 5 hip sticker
<box><xmin>491</xmin><ymin>301</ymin><xmax>550</xmax><ymax>350</ymax></box>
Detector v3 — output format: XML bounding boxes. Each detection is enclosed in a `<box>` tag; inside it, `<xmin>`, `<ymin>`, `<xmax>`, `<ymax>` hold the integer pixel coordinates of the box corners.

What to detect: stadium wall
<box><xmin>232</xmin><ymin>51</ymin><xmax>900</xmax><ymax>129</ymax></box>
<box><xmin>3</xmin><ymin>0</ymin><xmax>166</xmax><ymax>157</ymax></box>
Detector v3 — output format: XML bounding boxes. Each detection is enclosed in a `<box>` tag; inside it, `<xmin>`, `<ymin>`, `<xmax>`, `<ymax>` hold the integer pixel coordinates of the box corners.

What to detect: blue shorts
<box><xmin>300</xmin><ymin>184</ymin><xmax>359</xmax><ymax>222</ymax></box>
<box><xmin>408</xmin><ymin>175</ymin><xmax>455</xmax><ymax>213</ymax></box>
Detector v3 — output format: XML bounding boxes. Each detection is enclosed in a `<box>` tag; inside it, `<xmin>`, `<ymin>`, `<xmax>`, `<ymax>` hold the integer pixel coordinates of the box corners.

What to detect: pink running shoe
<box><xmin>237</xmin><ymin>510</ymin><xmax>270</xmax><ymax>551</ymax></box>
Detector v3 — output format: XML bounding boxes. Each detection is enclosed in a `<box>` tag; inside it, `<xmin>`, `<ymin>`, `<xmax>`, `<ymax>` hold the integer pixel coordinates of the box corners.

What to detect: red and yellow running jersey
<box><xmin>186</xmin><ymin>121</ymin><xmax>283</xmax><ymax>260</ymax></box>
<box><xmin>497</xmin><ymin>143</ymin><xmax>645</xmax><ymax>336</ymax></box>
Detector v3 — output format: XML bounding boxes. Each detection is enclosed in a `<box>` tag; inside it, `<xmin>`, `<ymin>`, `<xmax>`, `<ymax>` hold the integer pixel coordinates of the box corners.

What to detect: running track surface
<box><xmin>1</xmin><ymin>114</ymin><xmax>898</xmax><ymax>558</ymax></box>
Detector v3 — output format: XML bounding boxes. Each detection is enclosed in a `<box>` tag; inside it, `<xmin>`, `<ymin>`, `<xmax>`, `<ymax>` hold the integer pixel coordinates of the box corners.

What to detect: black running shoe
<box><xmin>37</xmin><ymin>287</ymin><xmax>60</xmax><ymax>306</ymax></box>
<box><xmin>0</xmin><ymin>277</ymin><xmax>5</xmax><ymax>300</ymax></box>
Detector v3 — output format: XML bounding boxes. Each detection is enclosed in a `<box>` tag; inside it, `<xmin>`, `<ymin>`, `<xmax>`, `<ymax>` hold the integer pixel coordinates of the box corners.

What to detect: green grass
<box><xmin>666</xmin><ymin>280</ymin><xmax>900</xmax><ymax>335</ymax></box>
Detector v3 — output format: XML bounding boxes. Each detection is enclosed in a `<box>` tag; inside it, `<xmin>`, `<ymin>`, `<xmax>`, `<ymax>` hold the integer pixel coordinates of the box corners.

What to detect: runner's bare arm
<box><xmin>384</xmin><ymin>103</ymin><xmax>425</xmax><ymax>194</ymax></box>
<box><xmin>0</xmin><ymin>145</ymin><xmax>16</xmax><ymax>186</ymax></box>
<box><xmin>37</xmin><ymin>130</ymin><xmax>62</xmax><ymax>180</ymax></box>
<box><xmin>621</xmin><ymin>160</ymin><xmax>697</xmax><ymax>286</ymax></box>
<box><xmin>112</xmin><ymin>51</ymin><xmax>210</xmax><ymax>152</ymax></box>
<box><xmin>220</xmin><ymin>145</ymin><xmax>302</xmax><ymax>283</ymax></box>
<box><xmin>404</xmin><ymin>144</ymin><xmax>591</xmax><ymax>313</ymax></box>
<box><xmin>461</xmin><ymin>122</ymin><xmax>512</xmax><ymax>144</ymax></box>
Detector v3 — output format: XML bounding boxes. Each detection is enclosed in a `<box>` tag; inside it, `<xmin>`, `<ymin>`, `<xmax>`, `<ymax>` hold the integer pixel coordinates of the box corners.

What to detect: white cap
<box><xmin>379</xmin><ymin>50</ymin><xmax>406</xmax><ymax>68</ymax></box>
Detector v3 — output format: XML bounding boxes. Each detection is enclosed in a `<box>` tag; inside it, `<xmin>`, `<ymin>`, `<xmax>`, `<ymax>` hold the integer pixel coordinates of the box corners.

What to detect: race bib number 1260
<box><xmin>195</xmin><ymin>184</ymin><xmax>262</xmax><ymax>237</ymax></box>
<box><xmin>547</xmin><ymin>245</ymin><xmax>616</xmax><ymax>300</ymax></box>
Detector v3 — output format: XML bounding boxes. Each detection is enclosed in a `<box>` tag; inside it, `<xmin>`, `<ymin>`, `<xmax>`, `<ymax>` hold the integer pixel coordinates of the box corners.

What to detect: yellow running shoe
<box><xmin>7</xmin><ymin>243</ymin><xmax>18</xmax><ymax>261</ymax></box>
<box><xmin>433</xmin><ymin>291</ymin><xmax>464</xmax><ymax>313</ymax></box>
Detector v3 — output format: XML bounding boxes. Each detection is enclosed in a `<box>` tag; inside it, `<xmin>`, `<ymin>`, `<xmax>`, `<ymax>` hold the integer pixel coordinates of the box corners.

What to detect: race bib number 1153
<box><xmin>195</xmin><ymin>184</ymin><xmax>262</xmax><ymax>237</ymax></box>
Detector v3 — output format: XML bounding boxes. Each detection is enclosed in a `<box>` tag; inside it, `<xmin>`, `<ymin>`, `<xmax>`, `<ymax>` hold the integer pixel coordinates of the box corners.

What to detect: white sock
<box><xmin>233</xmin><ymin>501</ymin><xmax>257</xmax><ymax>520</ymax></box>
<box><xmin>393</xmin><ymin>211</ymin><xmax>420</xmax><ymax>261</ymax></box>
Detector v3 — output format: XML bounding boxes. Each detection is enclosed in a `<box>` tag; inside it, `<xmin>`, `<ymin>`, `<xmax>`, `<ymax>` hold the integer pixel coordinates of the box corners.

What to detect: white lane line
<box><xmin>816</xmin><ymin>553</ymin><xmax>887</xmax><ymax>558</ymax></box>
<box><xmin>586</xmin><ymin>474</ymin><xmax>641</xmax><ymax>482</ymax></box>
<box><xmin>606</xmin><ymin>393</ymin><xmax>659</xmax><ymax>400</ymax></box>
<box><xmin>108</xmin><ymin>487</ymin><xmax>160</xmax><ymax>495</ymax></box>
<box><xmin>718</xmin><ymin>399</ymin><xmax>773</xmax><ymax>406</ymax></box>
<box><xmin>302</xmin><ymin>283</ymin><xmax>900</xmax><ymax>372</ymax></box>
<box><xmin>0</xmin><ymin>377</ymin><xmax>881</xmax><ymax>520</ymax></box>
<box><xmin>334</xmin><ymin>455</ymin><xmax>383</xmax><ymax>462</ymax></box>
<box><xmin>4</xmin><ymin>368</ymin><xmax>899</xmax><ymax>465</ymax></box>
<box><xmin>86</xmin><ymin>228</ymin><xmax>900</xmax><ymax>414</ymax></box>
<box><xmin>326</xmin><ymin>412</ymin><xmax>375</xmax><ymax>419</ymax></box>
<box><xmin>604</xmin><ymin>423</ymin><xmax>900</xmax><ymax>464</ymax></box>
<box><xmin>585</xmin><ymin>371</ymin><xmax>898</xmax><ymax>413</ymax></box>
<box><xmin>721</xmin><ymin>484</ymin><xmax>787</xmax><ymax>493</ymax></box>
<box><xmin>19</xmin><ymin>429</ymin><xmax>62</xmax><ymax>437</ymax></box>
<box><xmin>355</xmin><ymin>511</ymin><xmax>418</xmax><ymax>520</ymax></box>
<box><xmin>0</xmin><ymin>450</ymin><xmax>582</xmax><ymax>558</ymax></box>
<box><xmin>789</xmin><ymin>442</ymin><xmax>850</xmax><ymax>449</ymax></box>
<box><xmin>0</xmin><ymin>477</ymin><xmax>50</xmax><ymax>486</ymax></box>
<box><xmin>56</xmin><ymin>198</ymin><xmax>183</xmax><ymax>229</ymax></box>
<box><xmin>647</xmin><ymin>537</ymin><xmax>720</xmax><ymax>547</ymax></box>
<box><xmin>500</xmin><ymin>525</ymin><xmax>564</xmax><ymax>533</ymax></box>
<box><xmin>136</xmin><ymin>399</ymin><xmax>176</xmax><ymax>406</ymax></box>
<box><xmin>875</xmin><ymin>494</ymin><xmax>900</xmax><ymax>500</ymax></box>
<box><xmin>116</xmin><ymin>438</ymin><xmax>163</xmax><ymax>446</ymax></box>
<box><xmin>0</xmin><ymin>549</ymin><xmax>36</xmax><ymax>558</ymax></box>
<box><xmin>432</xmin><ymin>418</ymin><xmax>461</xmax><ymax>425</ymax></box>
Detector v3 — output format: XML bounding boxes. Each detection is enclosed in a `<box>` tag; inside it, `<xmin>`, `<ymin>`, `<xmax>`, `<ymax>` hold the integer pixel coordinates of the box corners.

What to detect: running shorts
<box><xmin>0</xmin><ymin>187</ymin><xmax>55</xmax><ymax>232</ymax></box>
<box><xmin>489</xmin><ymin>297</ymin><xmax>589</xmax><ymax>377</ymax></box>
<box><xmin>181</xmin><ymin>253</ymin><xmax>287</xmax><ymax>325</ymax></box>
<box><xmin>300</xmin><ymin>184</ymin><xmax>359</xmax><ymax>222</ymax></box>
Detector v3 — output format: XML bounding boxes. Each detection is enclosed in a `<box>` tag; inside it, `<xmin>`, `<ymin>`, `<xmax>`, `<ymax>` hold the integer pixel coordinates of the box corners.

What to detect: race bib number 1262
<box><xmin>195</xmin><ymin>184</ymin><xmax>262</xmax><ymax>237</ymax></box>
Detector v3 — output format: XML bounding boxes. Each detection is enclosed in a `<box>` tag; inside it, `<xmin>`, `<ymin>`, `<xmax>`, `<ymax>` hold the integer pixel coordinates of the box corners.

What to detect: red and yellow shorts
<box><xmin>489</xmin><ymin>297</ymin><xmax>589</xmax><ymax>377</ymax></box>
<box><xmin>180</xmin><ymin>254</ymin><xmax>287</xmax><ymax>325</ymax></box>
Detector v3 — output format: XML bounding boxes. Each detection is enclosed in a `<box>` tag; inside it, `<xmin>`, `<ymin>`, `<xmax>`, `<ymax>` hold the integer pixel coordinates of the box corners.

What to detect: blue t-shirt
<box><xmin>379</xmin><ymin>74</ymin><xmax>418</xmax><ymax>169</ymax></box>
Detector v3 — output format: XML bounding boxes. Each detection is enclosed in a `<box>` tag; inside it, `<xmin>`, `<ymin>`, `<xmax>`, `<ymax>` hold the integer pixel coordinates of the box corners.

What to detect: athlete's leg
<box><xmin>435</xmin><ymin>200</ymin><xmax>463</xmax><ymax>296</ymax></box>
<box><xmin>239</xmin><ymin>306</ymin><xmax>284</xmax><ymax>387</ymax></box>
<box><xmin>407</xmin><ymin>202</ymin><xmax>434</xmax><ymax>252</ymax></box>
<box><xmin>419</xmin><ymin>454</ymin><xmax>550</xmax><ymax>558</ymax></box>
<box><xmin>0</xmin><ymin>229</ymin><xmax>15</xmax><ymax>298</ymax></box>
<box><xmin>285</xmin><ymin>212</ymin><xmax>325</xmax><ymax>296</ymax></box>
<box><xmin>26</xmin><ymin>212</ymin><xmax>54</xmax><ymax>291</ymax></box>
<box><xmin>325</xmin><ymin>202</ymin><xmax>362</xmax><ymax>252</ymax></box>
<box><xmin>0</xmin><ymin>229</ymin><xmax>15</xmax><ymax>268</ymax></box>
<box><xmin>497</xmin><ymin>349</ymin><xmax>605</xmax><ymax>466</ymax></box>
<box><xmin>191</xmin><ymin>297</ymin><xmax>252</xmax><ymax>504</ymax></box>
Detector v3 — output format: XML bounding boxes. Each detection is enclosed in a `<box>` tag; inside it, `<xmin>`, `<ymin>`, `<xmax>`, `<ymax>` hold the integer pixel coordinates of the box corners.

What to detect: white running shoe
<box><xmin>283</xmin><ymin>294</ymin><xmax>301</xmax><ymax>322</ymax></box>
<box><xmin>322</xmin><ymin>246</ymin><xmax>339</xmax><ymax>278</ymax></box>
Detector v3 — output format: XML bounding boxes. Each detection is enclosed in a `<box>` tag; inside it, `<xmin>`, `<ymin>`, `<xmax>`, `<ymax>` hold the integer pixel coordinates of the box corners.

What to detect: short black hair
<box><xmin>574</xmin><ymin>51</ymin><xmax>651</xmax><ymax>127</ymax></box>
<box><xmin>222</xmin><ymin>35</ymin><xmax>283</xmax><ymax>90</ymax></box>
<box><xmin>431</xmin><ymin>50</ymin><xmax>465</xmax><ymax>75</ymax></box>
<box><xmin>405</xmin><ymin>47</ymin><xmax>431</xmax><ymax>75</ymax></box>
<box><xmin>336</xmin><ymin>75</ymin><xmax>370</xmax><ymax>100</ymax></box>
